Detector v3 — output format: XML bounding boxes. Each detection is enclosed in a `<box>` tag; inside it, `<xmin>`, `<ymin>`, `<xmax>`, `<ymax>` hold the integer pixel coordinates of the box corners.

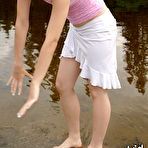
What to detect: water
<box><xmin>0</xmin><ymin>0</ymin><xmax>148</xmax><ymax>148</ymax></box>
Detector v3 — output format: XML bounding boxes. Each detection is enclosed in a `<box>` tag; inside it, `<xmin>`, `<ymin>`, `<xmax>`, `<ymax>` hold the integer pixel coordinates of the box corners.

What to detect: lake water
<box><xmin>0</xmin><ymin>0</ymin><xmax>148</xmax><ymax>148</ymax></box>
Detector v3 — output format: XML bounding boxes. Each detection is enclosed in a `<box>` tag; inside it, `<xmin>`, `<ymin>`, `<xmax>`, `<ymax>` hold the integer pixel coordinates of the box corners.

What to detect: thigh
<box><xmin>56</xmin><ymin>57</ymin><xmax>81</xmax><ymax>89</ymax></box>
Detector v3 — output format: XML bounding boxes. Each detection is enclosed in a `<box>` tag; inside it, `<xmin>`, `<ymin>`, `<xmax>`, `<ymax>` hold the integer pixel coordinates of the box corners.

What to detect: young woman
<box><xmin>6</xmin><ymin>0</ymin><xmax>121</xmax><ymax>148</ymax></box>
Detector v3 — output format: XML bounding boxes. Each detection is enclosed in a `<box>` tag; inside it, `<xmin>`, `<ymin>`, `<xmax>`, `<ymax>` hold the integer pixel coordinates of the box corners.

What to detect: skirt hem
<box><xmin>58</xmin><ymin>8</ymin><xmax>122</xmax><ymax>90</ymax></box>
<box><xmin>59</xmin><ymin>54</ymin><xmax>122</xmax><ymax>90</ymax></box>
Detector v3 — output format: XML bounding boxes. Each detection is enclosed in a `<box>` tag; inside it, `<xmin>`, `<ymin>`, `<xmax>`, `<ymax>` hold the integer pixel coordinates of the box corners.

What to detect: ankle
<box><xmin>69</xmin><ymin>136</ymin><xmax>82</xmax><ymax>143</ymax></box>
<box><xmin>88</xmin><ymin>146</ymin><xmax>102</xmax><ymax>148</ymax></box>
<box><xmin>88</xmin><ymin>143</ymin><xmax>103</xmax><ymax>148</ymax></box>
<box><xmin>69</xmin><ymin>133</ymin><xmax>81</xmax><ymax>139</ymax></box>
<box><xmin>68</xmin><ymin>135</ymin><xmax>82</xmax><ymax>144</ymax></box>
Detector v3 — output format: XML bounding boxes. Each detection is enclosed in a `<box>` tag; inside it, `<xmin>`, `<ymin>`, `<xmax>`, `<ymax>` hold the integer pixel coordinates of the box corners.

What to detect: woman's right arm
<box><xmin>6</xmin><ymin>0</ymin><xmax>33</xmax><ymax>96</ymax></box>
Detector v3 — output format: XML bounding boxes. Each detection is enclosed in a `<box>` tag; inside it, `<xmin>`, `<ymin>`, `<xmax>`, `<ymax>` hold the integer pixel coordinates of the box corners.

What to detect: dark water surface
<box><xmin>0</xmin><ymin>0</ymin><xmax>148</xmax><ymax>148</ymax></box>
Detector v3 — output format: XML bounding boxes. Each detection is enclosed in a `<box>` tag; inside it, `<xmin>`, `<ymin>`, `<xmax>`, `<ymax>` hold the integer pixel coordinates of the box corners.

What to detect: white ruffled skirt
<box><xmin>59</xmin><ymin>8</ymin><xmax>121</xmax><ymax>89</ymax></box>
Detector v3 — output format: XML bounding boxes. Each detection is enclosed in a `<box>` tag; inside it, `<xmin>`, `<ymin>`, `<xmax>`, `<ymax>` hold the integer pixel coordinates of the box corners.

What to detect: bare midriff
<box><xmin>73</xmin><ymin>6</ymin><xmax>108</xmax><ymax>27</ymax></box>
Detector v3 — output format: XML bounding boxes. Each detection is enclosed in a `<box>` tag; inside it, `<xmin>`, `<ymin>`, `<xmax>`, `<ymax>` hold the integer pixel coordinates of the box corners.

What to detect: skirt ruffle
<box><xmin>59</xmin><ymin>8</ymin><xmax>121</xmax><ymax>89</ymax></box>
<box><xmin>59</xmin><ymin>43</ymin><xmax>121</xmax><ymax>89</ymax></box>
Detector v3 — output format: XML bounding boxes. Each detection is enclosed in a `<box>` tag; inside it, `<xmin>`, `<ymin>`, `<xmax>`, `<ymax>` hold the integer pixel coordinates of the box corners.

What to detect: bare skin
<box><xmin>6</xmin><ymin>65</ymin><xmax>33</xmax><ymax>95</ymax></box>
<box><xmin>73</xmin><ymin>7</ymin><xmax>107</xmax><ymax>27</ymax></box>
<box><xmin>54</xmin><ymin>57</ymin><xmax>111</xmax><ymax>148</ymax></box>
<box><xmin>6</xmin><ymin>0</ymin><xmax>111</xmax><ymax>147</ymax></box>
<box><xmin>6</xmin><ymin>0</ymin><xmax>70</xmax><ymax>117</ymax></box>
<box><xmin>55</xmin><ymin>57</ymin><xmax>82</xmax><ymax>148</ymax></box>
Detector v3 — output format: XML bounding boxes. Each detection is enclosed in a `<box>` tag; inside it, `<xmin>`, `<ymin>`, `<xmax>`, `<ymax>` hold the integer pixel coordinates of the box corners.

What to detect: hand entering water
<box><xmin>16</xmin><ymin>81</ymin><xmax>40</xmax><ymax>118</ymax></box>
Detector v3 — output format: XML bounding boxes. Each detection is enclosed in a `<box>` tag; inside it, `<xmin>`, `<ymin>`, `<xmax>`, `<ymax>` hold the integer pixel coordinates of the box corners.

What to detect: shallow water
<box><xmin>0</xmin><ymin>0</ymin><xmax>148</xmax><ymax>148</ymax></box>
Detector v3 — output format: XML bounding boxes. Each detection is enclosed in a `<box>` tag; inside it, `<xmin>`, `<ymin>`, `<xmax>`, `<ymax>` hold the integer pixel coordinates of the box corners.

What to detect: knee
<box><xmin>88</xmin><ymin>84</ymin><xmax>108</xmax><ymax>99</ymax></box>
<box><xmin>55</xmin><ymin>78</ymin><xmax>73</xmax><ymax>94</ymax></box>
<box><xmin>55</xmin><ymin>79</ymin><xmax>65</xmax><ymax>93</ymax></box>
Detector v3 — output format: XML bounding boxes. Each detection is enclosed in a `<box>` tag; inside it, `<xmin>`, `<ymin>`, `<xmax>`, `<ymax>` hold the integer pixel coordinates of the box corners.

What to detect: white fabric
<box><xmin>59</xmin><ymin>8</ymin><xmax>122</xmax><ymax>89</ymax></box>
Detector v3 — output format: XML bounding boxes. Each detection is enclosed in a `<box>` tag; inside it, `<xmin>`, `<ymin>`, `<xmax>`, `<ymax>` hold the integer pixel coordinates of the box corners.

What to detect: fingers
<box><xmin>11</xmin><ymin>79</ymin><xmax>17</xmax><ymax>96</ymax></box>
<box><xmin>7</xmin><ymin>77</ymin><xmax>22</xmax><ymax>96</ymax></box>
<box><xmin>6</xmin><ymin>76</ymin><xmax>13</xmax><ymax>86</ymax></box>
<box><xmin>17</xmin><ymin>80</ymin><xmax>23</xmax><ymax>95</ymax></box>
<box><xmin>17</xmin><ymin>99</ymin><xmax>37</xmax><ymax>118</ymax></box>
<box><xmin>25</xmin><ymin>71</ymin><xmax>33</xmax><ymax>79</ymax></box>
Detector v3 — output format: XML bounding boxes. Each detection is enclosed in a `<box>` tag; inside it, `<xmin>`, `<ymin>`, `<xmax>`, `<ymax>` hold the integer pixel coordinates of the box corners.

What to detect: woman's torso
<box><xmin>43</xmin><ymin>0</ymin><xmax>108</xmax><ymax>26</ymax></box>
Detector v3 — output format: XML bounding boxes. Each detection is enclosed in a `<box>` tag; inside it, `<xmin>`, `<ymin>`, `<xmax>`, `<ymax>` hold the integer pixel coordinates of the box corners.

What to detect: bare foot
<box><xmin>87</xmin><ymin>144</ymin><xmax>110</xmax><ymax>148</ymax></box>
<box><xmin>53</xmin><ymin>136</ymin><xmax>82</xmax><ymax>148</ymax></box>
<box><xmin>87</xmin><ymin>145</ymin><xmax>102</xmax><ymax>148</ymax></box>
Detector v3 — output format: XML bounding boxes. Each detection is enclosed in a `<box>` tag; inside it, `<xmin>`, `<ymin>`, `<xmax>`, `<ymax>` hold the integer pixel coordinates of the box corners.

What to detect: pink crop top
<box><xmin>43</xmin><ymin>0</ymin><xmax>107</xmax><ymax>25</ymax></box>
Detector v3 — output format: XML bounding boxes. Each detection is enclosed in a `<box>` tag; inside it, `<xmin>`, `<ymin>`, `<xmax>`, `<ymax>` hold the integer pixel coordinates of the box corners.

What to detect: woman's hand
<box><xmin>16</xmin><ymin>81</ymin><xmax>40</xmax><ymax>118</ymax></box>
<box><xmin>6</xmin><ymin>65</ymin><xmax>33</xmax><ymax>96</ymax></box>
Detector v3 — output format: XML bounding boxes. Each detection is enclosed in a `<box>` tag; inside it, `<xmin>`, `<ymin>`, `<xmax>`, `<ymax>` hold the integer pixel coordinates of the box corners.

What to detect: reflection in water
<box><xmin>84</xmin><ymin>83</ymin><xmax>91</xmax><ymax>97</ymax></box>
<box><xmin>0</xmin><ymin>0</ymin><xmax>148</xmax><ymax>148</ymax></box>
<box><xmin>116</xmin><ymin>10</ymin><xmax>148</xmax><ymax>94</ymax></box>
<box><xmin>25</xmin><ymin>17</ymin><xmax>70</xmax><ymax>101</ymax></box>
<box><xmin>24</xmin><ymin>0</ymin><xmax>60</xmax><ymax>101</ymax></box>
<box><xmin>40</xmin><ymin>21</ymin><xmax>70</xmax><ymax>102</ymax></box>
<box><xmin>1</xmin><ymin>0</ymin><xmax>147</xmax><ymax>96</ymax></box>
<box><xmin>24</xmin><ymin>8</ymin><xmax>148</xmax><ymax>97</ymax></box>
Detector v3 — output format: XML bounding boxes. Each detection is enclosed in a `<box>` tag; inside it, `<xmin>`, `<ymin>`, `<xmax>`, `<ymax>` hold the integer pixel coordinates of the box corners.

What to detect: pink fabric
<box><xmin>43</xmin><ymin>0</ymin><xmax>52</xmax><ymax>4</ymax></box>
<box><xmin>43</xmin><ymin>0</ymin><xmax>107</xmax><ymax>25</ymax></box>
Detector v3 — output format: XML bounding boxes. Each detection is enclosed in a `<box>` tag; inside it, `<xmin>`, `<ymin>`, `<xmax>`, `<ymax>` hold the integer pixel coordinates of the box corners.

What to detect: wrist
<box><xmin>31</xmin><ymin>79</ymin><xmax>41</xmax><ymax>86</ymax></box>
<box><xmin>13</xmin><ymin>61</ymin><xmax>23</xmax><ymax>67</ymax></box>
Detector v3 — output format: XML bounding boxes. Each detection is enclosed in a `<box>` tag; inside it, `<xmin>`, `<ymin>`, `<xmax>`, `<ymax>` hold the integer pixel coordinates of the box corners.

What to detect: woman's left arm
<box><xmin>17</xmin><ymin>0</ymin><xmax>70</xmax><ymax>118</ymax></box>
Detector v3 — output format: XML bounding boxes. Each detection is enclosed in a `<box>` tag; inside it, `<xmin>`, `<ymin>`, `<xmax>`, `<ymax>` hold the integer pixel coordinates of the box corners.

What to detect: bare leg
<box><xmin>53</xmin><ymin>57</ymin><xmax>82</xmax><ymax>148</ymax></box>
<box><xmin>87</xmin><ymin>80</ymin><xmax>111</xmax><ymax>148</ymax></box>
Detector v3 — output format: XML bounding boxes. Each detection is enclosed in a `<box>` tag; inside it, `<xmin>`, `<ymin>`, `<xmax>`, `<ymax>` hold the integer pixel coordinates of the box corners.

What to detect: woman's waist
<box><xmin>73</xmin><ymin>6</ymin><xmax>108</xmax><ymax>28</ymax></box>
